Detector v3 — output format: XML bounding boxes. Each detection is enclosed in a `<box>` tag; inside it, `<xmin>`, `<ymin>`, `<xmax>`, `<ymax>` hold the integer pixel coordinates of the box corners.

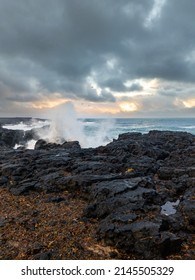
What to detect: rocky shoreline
<box><xmin>0</xmin><ymin>125</ymin><xmax>195</xmax><ymax>259</ymax></box>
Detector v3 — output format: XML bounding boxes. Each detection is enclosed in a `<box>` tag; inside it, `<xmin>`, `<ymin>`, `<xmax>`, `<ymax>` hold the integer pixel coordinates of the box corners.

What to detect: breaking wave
<box><xmin>3</xmin><ymin>102</ymin><xmax>115</xmax><ymax>149</ymax></box>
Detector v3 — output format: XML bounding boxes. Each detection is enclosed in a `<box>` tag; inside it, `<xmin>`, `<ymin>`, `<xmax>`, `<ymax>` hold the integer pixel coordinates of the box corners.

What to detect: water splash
<box><xmin>36</xmin><ymin>102</ymin><xmax>114</xmax><ymax>148</ymax></box>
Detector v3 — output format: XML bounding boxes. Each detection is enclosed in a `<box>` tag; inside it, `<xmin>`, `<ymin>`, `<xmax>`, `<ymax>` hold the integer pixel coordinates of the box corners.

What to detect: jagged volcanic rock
<box><xmin>0</xmin><ymin>130</ymin><xmax>194</xmax><ymax>259</ymax></box>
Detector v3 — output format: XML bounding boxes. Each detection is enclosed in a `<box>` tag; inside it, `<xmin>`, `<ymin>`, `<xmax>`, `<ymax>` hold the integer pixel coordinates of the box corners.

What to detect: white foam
<box><xmin>13</xmin><ymin>144</ymin><xmax>23</xmax><ymax>149</ymax></box>
<box><xmin>3</xmin><ymin>119</ymin><xmax>50</xmax><ymax>131</ymax></box>
<box><xmin>25</xmin><ymin>139</ymin><xmax>37</xmax><ymax>150</ymax></box>
<box><xmin>2</xmin><ymin>103</ymin><xmax>115</xmax><ymax>149</ymax></box>
<box><xmin>83</xmin><ymin>119</ymin><xmax>114</xmax><ymax>148</ymax></box>
<box><xmin>38</xmin><ymin>102</ymin><xmax>114</xmax><ymax>148</ymax></box>
<box><xmin>180</xmin><ymin>125</ymin><xmax>195</xmax><ymax>129</ymax></box>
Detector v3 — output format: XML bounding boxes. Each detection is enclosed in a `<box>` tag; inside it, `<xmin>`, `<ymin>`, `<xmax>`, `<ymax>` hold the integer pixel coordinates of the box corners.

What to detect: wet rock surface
<box><xmin>0</xmin><ymin>129</ymin><xmax>195</xmax><ymax>259</ymax></box>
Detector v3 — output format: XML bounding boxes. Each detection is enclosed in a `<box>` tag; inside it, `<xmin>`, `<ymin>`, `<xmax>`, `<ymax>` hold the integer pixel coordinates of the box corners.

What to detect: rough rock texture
<box><xmin>0</xmin><ymin>130</ymin><xmax>195</xmax><ymax>259</ymax></box>
<box><xmin>0</xmin><ymin>126</ymin><xmax>24</xmax><ymax>148</ymax></box>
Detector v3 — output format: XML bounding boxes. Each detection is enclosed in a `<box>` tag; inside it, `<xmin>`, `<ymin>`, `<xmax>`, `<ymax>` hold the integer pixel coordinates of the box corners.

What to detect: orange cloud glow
<box><xmin>183</xmin><ymin>98</ymin><xmax>195</xmax><ymax>108</ymax></box>
<box><xmin>119</xmin><ymin>102</ymin><xmax>138</xmax><ymax>112</ymax></box>
<box><xmin>32</xmin><ymin>98</ymin><xmax>68</xmax><ymax>109</ymax></box>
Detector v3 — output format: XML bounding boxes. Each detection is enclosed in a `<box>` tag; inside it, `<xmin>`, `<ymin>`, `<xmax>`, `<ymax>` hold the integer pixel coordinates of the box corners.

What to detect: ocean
<box><xmin>2</xmin><ymin>117</ymin><xmax>195</xmax><ymax>149</ymax></box>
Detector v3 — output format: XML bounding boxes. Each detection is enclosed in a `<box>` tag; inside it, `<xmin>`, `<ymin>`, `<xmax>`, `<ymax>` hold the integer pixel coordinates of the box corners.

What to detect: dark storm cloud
<box><xmin>0</xmin><ymin>0</ymin><xmax>152</xmax><ymax>99</ymax></box>
<box><xmin>121</xmin><ymin>0</ymin><xmax>195</xmax><ymax>82</ymax></box>
<box><xmin>159</xmin><ymin>91</ymin><xmax>177</xmax><ymax>97</ymax></box>
<box><xmin>83</xmin><ymin>89</ymin><xmax>116</xmax><ymax>103</ymax></box>
<box><xmin>101</xmin><ymin>78</ymin><xmax>143</xmax><ymax>92</ymax></box>
<box><xmin>128</xmin><ymin>83</ymin><xmax>143</xmax><ymax>92</ymax></box>
<box><xmin>0</xmin><ymin>0</ymin><xmax>195</xmax><ymax>115</ymax></box>
<box><xmin>100</xmin><ymin>78</ymin><xmax>127</xmax><ymax>92</ymax></box>
<box><xmin>0</xmin><ymin>68</ymin><xmax>33</xmax><ymax>94</ymax></box>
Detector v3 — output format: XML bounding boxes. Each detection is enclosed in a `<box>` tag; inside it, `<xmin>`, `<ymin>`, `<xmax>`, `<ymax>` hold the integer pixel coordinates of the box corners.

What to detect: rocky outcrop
<box><xmin>0</xmin><ymin>126</ymin><xmax>38</xmax><ymax>148</ymax></box>
<box><xmin>0</xmin><ymin>130</ymin><xmax>194</xmax><ymax>259</ymax></box>
<box><xmin>0</xmin><ymin>126</ymin><xmax>24</xmax><ymax>148</ymax></box>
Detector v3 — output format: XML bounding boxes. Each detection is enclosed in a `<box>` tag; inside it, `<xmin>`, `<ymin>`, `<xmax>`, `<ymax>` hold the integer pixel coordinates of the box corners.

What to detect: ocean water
<box><xmin>82</xmin><ymin>117</ymin><xmax>195</xmax><ymax>137</ymax></box>
<box><xmin>2</xmin><ymin>117</ymin><xmax>195</xmax><ymax>149</ymax></box>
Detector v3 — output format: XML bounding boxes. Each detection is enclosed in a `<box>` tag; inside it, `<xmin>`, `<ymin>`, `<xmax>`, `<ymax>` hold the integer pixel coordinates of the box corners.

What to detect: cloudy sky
<box><xmin>0</xmin><ymin>0</ymin><xmax>195</xmax><ymax>118</ymax></box>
